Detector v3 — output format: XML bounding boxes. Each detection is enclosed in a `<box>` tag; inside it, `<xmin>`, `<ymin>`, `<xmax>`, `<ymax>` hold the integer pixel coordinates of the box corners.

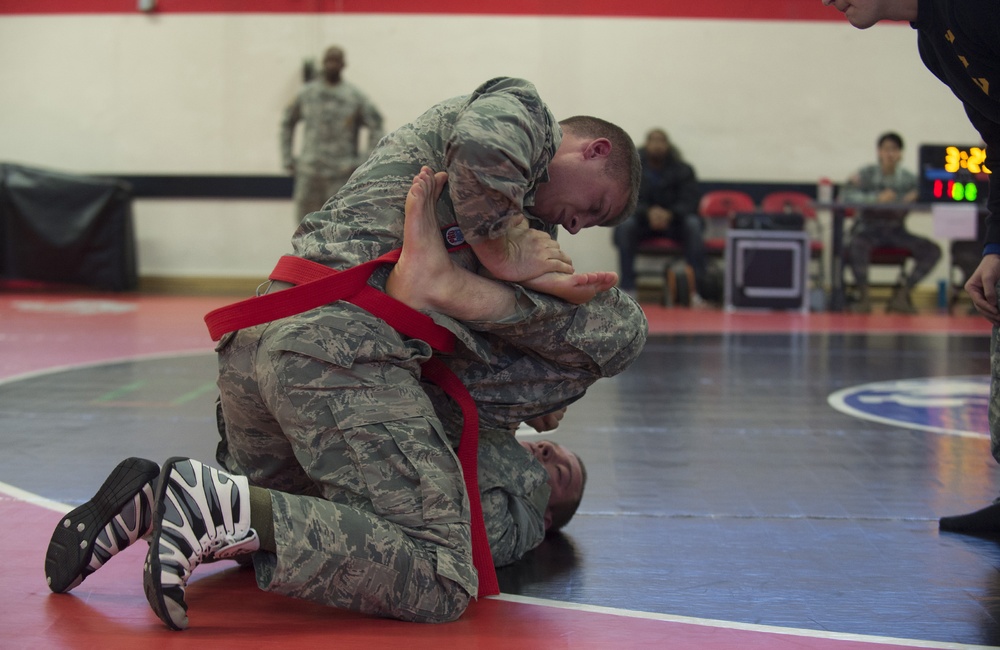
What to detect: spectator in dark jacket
<box><xmin>613</xmin><ymin>128</ymin><xmax>705</xmax><ymax>299</ymax></box>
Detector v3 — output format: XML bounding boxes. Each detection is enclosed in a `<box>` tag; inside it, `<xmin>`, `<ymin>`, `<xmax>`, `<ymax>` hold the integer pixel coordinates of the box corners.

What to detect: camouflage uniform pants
<box><xmin>217</xmin><ymin>303</ymin><xmax>474</xmax><ymax>623</ymax></box>
<box><xmin>216</xmin><ymin>290</ymin><xmax>647</xmax><ymax>622</ymax></box>
<box><xmin>293</xmin><ymin>170</ymin><xmax>352</xmax><ymax>222</ymax></box>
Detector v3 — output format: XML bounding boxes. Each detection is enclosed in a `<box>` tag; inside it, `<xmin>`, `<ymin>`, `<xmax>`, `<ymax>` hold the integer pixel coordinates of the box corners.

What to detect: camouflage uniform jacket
<box><xmin>478</xmin><ymin>429</ymin><xmax>550</xmax><ymax>567</ymax></box>
<box><xmin>280</xmin><ymin>79</ymin><xmax>384</xmax><ymax>177</ymax></box>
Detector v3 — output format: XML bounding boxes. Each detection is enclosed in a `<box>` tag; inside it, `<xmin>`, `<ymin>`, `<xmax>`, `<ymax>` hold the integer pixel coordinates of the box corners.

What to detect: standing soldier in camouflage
<box><xmin>280</xmin><ymin>45</ymin><xmax>384</xmax><ymax>222</ymax></box>
<box><xmin>45</xmin><ymin>78</ymin><xmax>646</xmax><ymax>630</ymax></box>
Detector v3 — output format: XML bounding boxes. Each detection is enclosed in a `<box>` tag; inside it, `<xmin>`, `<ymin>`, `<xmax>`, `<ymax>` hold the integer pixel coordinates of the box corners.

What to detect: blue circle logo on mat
<box><xmin>828</xmin><ymin>376</ymin><xmax>989</xmax><ymax>439</ymax></box>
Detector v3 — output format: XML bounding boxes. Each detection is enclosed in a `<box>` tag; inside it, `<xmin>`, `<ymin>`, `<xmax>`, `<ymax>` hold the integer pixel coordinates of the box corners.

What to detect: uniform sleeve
<box><xmin>839</xmin><ymin>166</ymin><xmax>880</xmax><ymax>204</ymax></box>
<box><xmin>444</xmin><ymin>78</ymin><xmax>555</xmax><ymax>244</ymax></box>
<box><xmin>477</xmin><ymin>429</ymin><xmax>550</xmax><ymax>567</ymax></box>
<box><xmin>280</xmin><ymin>92</ymin><xmax>303</xmax><ymax>170</ymax></box>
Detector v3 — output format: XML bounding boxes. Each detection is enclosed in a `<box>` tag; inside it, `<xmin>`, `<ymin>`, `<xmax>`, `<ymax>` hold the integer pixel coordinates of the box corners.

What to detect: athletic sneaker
<box><xmin>143</xmin><ymin>457</ymin><xmax>259</xmax><ymax>630</ymax></box>
<box><xmin>44</xmin><ymin>457</ymin><xmax>160</xmax><ymax>593</ymax></box>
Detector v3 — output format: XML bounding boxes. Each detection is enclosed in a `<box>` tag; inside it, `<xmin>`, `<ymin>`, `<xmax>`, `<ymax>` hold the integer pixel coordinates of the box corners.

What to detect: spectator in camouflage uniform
<box><xmin>280</xmin><ymin>45</ymin><xmax>384</xmax><ymax>222</ymax></box>
<box><xmin>840</xmin><ymin>131</ymin><xmax>941</xmax><ymax>314</ymax></box>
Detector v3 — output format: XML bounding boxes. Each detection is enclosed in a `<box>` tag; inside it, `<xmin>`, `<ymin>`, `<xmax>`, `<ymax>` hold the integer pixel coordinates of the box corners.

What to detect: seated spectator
<box><xmin>841</xmin><ymin>131</ymin><xmax>941</xmax><ymax>314</ymax></box>
<box><xmin>613</xmin><ymin>129</ymin><xmax>706</xmax><ymax>300</ymax></box>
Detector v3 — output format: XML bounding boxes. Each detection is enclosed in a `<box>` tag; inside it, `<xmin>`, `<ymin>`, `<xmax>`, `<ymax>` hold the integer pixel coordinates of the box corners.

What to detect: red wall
<box><xmin>0</xmin><ymin>0</ymin><xmax>842</xmax><ymax>21</ymax></box>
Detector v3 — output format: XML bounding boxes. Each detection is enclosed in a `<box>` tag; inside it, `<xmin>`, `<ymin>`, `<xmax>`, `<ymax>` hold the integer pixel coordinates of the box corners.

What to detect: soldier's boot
<box><xmin>144</xmin><ymin>457</ymin><xmax>259</xmax><ymax>631</ymax></box>
<box><xmin>886</xmin><ymin>285</ymin><xmax>918</xmax><ymax>315</ymax></box>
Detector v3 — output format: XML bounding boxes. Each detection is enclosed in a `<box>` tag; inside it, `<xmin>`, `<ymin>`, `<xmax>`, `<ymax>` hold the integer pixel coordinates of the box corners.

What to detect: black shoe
<box><xmin>939</xmin><ymin>501</ymin><xmax>1000</xmax><ymax>535</ymax></box>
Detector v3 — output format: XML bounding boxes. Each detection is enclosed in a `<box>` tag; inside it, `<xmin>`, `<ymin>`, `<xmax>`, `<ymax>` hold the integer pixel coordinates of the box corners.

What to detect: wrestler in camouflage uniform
<box><xmin>280</xmin><ymin>75</ymin><xmax>384</xmax><ymax>220</ymax></box>
<box><xmin>218</xmin><ymin>77</ymin><xmax>647</xmax><ymax>622</ymax></box>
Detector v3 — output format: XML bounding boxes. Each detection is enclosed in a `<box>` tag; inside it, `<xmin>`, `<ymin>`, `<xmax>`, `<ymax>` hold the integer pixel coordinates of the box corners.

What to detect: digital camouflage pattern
<box><xmin>477</xmin><ymin>428</ymin><xmax>549</xmax><ymax>568</ymax></box>
<box><xmin>280</xmin><ymin>79</ymin><xmax>384</xmax><ymax>219</ymax></box>
<box><xmin>219</xmin><ymin>77</ymin><xmax>648</xmax><ymax>622</ymax></box>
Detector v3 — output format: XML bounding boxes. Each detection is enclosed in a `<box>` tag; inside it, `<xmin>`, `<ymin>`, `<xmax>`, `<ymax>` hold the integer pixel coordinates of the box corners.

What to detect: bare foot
<box><xmin>386</xmin><ymin>167</ymin><xmax>452</xmax><ymax>311</ymax></box>
<box><xmin>523</xmin><ymin>270</ymin><xmax>619</xmax><ymax>304</ymax></box>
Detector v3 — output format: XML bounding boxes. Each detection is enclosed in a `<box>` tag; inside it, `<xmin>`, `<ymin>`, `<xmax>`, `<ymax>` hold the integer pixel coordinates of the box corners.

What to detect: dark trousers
<box><xmin>846</xmin><ymin>218</ymin><xmax>942</xmax><ymax>288</ymax></box>
<box><xmin>613</xmin><ymin>213</ymin><xmax>707</xmax><ymax>292</ymax></box>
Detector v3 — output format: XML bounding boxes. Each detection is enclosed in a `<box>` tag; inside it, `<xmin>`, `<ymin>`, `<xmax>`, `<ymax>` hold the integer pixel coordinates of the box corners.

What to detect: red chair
<box><xmin>698</xmin><ymin>190</ymin><xmax>756</xmax><ymax>256</ymax></box>
<box><xmin>634</xmin><ymin>190</ymin><xmax>754</xmax><ymax>305</ymax></box>
<box><xmin>761</xmin><ymin>191</ymin><xmax>824</xmax><ymax>286</ymax></box>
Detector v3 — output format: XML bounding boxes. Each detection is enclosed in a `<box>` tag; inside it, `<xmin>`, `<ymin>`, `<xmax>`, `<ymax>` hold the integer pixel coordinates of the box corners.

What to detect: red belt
<box><xmin>204</xmin><ymin>249</ymin><xmax>499</xmax><ymax>598</ymax></box>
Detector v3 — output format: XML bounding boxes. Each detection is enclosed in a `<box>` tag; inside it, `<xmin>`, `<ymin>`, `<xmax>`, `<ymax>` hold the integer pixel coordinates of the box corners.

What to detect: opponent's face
<box><xmin>519</xmin><ymin>440</ymin><xmax>584</xmax><ymax>524</ymax></box>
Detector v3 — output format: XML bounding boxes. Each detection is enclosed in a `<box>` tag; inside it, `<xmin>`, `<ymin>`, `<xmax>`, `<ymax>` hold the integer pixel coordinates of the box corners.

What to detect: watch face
<box><xmin>919</xmin><ymin>144</ymin><xmax>990</xmax><ymax>203</ymax></box>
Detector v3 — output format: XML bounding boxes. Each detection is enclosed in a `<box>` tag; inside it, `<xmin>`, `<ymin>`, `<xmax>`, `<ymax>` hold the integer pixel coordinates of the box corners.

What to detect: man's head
<box><xmin>877</xmin><ymin>131</ymin><xmax>904</xmax><ymax>172</ymax></box>
<box><xmin>643</xmin><ymin>129</ymin><xmax>680</xmax><ymax>163</ymax></box>
<box><xmin>820</xmin><ymin>0</ymin><xmax>918</xmax><ymax>30</ymax></box>
<box><xmin>530</xmin><ymin>116</ymin><xmax>641</xmax><ymax>234</ymax></box>
<box><xmin>322</xmin><ymin>46</ymin><xmax>345</xmax><ymax>84</ymax></box>
<box><xmin>644</xmin><ymin>128</ymin><xmax>673</xmax><ymax>163</ymax></box>
<box><xmin>519</xmin><ymin>439</ymin><xmax>587</xmax><ymax>531</ymax></box>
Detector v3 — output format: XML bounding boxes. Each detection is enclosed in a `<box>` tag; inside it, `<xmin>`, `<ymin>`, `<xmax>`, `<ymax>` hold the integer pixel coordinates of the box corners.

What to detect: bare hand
<box><xmin>472</xmin><ymin>215</ymin><xmax>574</xmax><ymax>283</ymax></box>
<box><xmin>524</xmin><ymin>407</ymin><xmax>567</xmax><ymax>432</ymax></box>
<box><xmin>648</xmin><ymin>206</ymin><xmax>673</xmax><ymax>230</ymax></box>
<box><xmin>966</xmin><ymin>254</ymin><xmax>1000</xmax><ymax>325</ymax></box>
<box><xmin>523</xmin><ymin>270</ymin><xmax>619</xmax><ymax>304</ymax></box>
<box><xmin>877</xmin><ymin>189</ymin><xmax>898</xmax><ymax>203</ymax></box>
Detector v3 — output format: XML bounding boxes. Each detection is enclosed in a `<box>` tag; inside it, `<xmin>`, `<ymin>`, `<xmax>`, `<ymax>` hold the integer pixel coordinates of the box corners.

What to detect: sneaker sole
<box><xmin>144</xmin><ymin>456</ymin><xmax>193</xmax><ymax>631</ymax></box>
<box><xmin>44</xmin><ymin>457</ymin><xmax>160</xmax><ymax>593</ymax></box>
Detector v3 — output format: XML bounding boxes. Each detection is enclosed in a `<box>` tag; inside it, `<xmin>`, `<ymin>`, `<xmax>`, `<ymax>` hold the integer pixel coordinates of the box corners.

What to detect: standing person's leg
<box><xmin>292</xmin><ymin>171</ymin><xmax>329</xmax><ymax>222</ymax></box>
<box><xmin>939</xmin><ymin>278</ymin><xmax>1000</xmax><ymax>533</ymax></box>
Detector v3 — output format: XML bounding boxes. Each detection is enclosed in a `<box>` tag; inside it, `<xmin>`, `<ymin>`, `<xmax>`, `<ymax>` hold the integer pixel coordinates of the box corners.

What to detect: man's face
<box><xmin>519</xmin><ymin>440</ymin><xmax>584</xmax><ymax>527</ymax></box>
<box><xmin>821</xmin><ymin>0</ymin><xmax>911</xmax><ymax>29</ymax></box>
<box><xmin>877</xmin><ymin>139</ymin><xmax>903</xmax><ymax>170</ymax></box>
<box><xmin>531</xmin><ymin>142</ymin><xmax>629</xmax><ymax>234</ymax></box>
<box><xmin>645</xmin><ymin>130</ymin><xmax>671</xmax><ymax>160</ymax></box>
<box><xmin>322</xmin><ymin>48</ymin><xmax>345</xmax><ymax>82</ymax></box>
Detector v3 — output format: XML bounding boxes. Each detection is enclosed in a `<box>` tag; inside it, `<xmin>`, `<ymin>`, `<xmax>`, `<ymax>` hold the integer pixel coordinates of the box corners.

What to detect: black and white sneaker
<box><xmin>44</xmin><ymin>457</ymin><xmax>160</xmax><ymax>593</ymax></box>
<box><xmin>143</xmin><ymin>457</ymin><xmax>259</xmax><ymax>630</ymax></box>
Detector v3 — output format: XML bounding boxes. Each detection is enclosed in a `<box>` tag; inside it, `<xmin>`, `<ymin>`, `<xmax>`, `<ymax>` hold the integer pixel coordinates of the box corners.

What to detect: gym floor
<box><xmin>1</xmin><ymin>289</ymin><xmax>997</xmax><ymax>649</ymax></box>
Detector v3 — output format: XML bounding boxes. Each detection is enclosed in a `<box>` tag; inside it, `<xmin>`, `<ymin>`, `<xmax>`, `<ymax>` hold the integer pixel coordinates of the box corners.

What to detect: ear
<box><xmin>543</xmin><ymin>507</ymin><xmax>553</xmax><ymax>531</ymax></box>
<box><xmin>583</xmin><ymin>138</ymin><xmax>612</xmax><ymax>160</ymax></box>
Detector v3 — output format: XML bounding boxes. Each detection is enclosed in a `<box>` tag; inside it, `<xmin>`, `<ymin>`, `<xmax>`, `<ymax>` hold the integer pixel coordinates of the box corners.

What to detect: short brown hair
<box><xmin>559</xmin><ymin>116</ymin><xmax>641</xmax><ymax>227</ymax></box>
